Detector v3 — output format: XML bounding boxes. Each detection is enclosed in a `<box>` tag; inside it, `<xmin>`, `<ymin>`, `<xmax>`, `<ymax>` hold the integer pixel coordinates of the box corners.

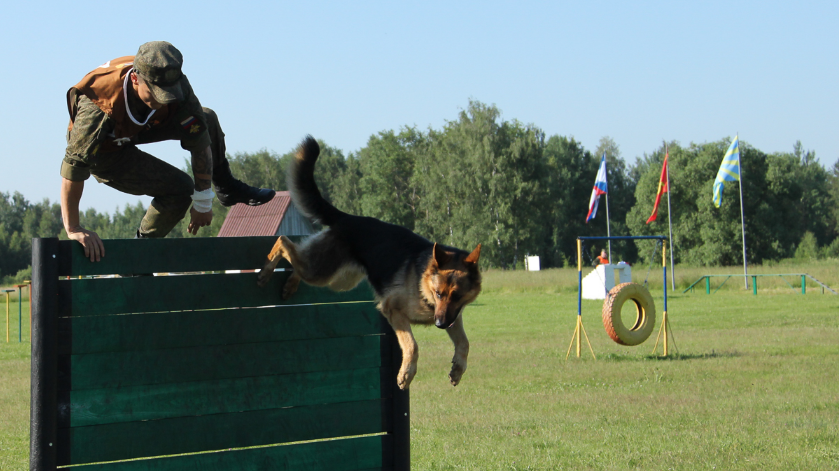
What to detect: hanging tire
<box><xmin>602</xmin><ymin>282</ymin><xmax>656</xmax><ymax>346</ymax></box>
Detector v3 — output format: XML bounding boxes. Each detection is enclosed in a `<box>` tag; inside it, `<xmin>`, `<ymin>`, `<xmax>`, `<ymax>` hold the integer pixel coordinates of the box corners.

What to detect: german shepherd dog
<box><xmin>257</xmin><ymin>136</ymin><xmax>482</xmax><ymax>390</ymax></box>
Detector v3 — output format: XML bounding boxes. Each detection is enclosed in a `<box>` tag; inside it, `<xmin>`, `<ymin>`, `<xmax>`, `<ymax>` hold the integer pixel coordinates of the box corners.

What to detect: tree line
<box><xmin>2</xmin><ymin>100</ymin><xmax>838</xmax><ymax>282</ymax></box>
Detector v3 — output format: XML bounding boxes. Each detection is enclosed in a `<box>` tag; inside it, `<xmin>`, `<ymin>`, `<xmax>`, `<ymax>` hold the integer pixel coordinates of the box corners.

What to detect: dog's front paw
<box><xmin>449</xmin><ymin>359</ymin><xmax>467</xmax><ymax>386</ymax></box>
<box><xmin>397</xmin><ymin>364</ymin><xmax>417</xmax><ymax>390</ymax></box>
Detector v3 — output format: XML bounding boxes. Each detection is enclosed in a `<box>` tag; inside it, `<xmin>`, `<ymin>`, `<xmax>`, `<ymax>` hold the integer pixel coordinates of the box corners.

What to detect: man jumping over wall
<box><xmin>61</xmin><ymin>41</ymin><xmax>274</xmax><ymax>261</ymax></box>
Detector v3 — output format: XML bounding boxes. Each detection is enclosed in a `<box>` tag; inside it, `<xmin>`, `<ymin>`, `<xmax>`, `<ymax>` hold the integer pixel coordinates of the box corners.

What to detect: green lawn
<box><xmin>1</xmin><ymin>297</ymin><xmax>30</xmax><ymax>471</ymax></box>
<box><xmin>409</xmin><ymin>288</ymin><xmax>839</xmax><ymax>470</ymax></box>
<box><xmin>2</xmin><ymin>268</ymin><xmax>839</xmax><ymax>470</ymax></box>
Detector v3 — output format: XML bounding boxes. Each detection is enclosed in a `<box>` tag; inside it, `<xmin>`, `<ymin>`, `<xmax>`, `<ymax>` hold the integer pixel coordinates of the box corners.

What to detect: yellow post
<box><xmin>577</xmin><ymin>240</ymin><xmax>581</xmax><ymax>358</ymax></box>
<box><xmin>566</xmin><ymin>315</ymin><xmax>597</xmax><ymax>360</ymax></box>
<box><xmin>565</xmin><ymin>322</ymin><xmax>577</xmax><ymax>359</ymax></box>
<box><xmin>653</xmin><ymin>310</ymin><xmax>676</xmax><ymax>356</ymax></box>
<box><xmin>566</xmin><ymin>239</ymin><xmax>596</xmax><ymax>360</ymax></box>
<box><xmin>577</xmin><ymin>240</ymin><xmax>582</xmax><ymax>272</ymax></box>
<box><xmin>652</xmin><ymin>241</ymin><xmax>676</xmax><ymax>356</ymax></box>
<box><xmin>576</xmin><ymin>239</ymin><xmax>582</xmax><ymax>358</ymax></box>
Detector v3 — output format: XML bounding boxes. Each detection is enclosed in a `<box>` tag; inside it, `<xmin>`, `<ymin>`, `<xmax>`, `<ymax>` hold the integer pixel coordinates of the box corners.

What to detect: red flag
<box><xmin>645</xmin><ymin>151</ymin><xmax>669</xmax><ymax>224</ymax></box>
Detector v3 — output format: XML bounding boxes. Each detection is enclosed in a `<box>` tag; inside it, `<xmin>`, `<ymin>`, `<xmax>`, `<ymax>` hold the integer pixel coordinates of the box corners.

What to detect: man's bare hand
<box><xmin>66</xmin><ymin>226</ymin><xmax>105</xmax><ymax>262</ymax></box>
<box><xmin>188</xmin><ymin>206</ymin><xmax>213</xmax><ymax>235</ymax></box>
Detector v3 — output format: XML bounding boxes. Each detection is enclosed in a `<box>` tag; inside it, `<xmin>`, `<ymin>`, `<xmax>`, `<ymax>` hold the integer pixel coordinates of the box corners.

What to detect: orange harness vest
<box><xmin>67</xmin><ymin>56</ymin><xmax>172</xmax><ymax>153</ymax></box>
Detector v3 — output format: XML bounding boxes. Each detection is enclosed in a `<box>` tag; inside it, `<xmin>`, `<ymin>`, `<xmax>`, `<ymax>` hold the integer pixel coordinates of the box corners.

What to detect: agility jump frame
<box><xmin>683</xmin><ymin>273</ymin><xmax>838</xmax><ymax>295</ymax></box>
<box><xmin>30</xmin><ymin>236</ymin><xmax>409</xmax><ymax>471</ymax></box>
<box><xmin>568</xmin><ymin>235</ymin><xmax>672</xmax><ymax>359</ymax></box>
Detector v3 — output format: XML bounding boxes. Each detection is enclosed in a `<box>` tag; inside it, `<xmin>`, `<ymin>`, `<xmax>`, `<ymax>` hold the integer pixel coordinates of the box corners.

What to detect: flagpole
<box><xmin>664</xmin><ymin>143</ymin><xmax>676</xmax><ymax>290</ymax></box>
<box><xmin>737</xmin><ymin>134</ymin><xmax>748</xmax><ymax>289</ymax></box>
<box><xmin>605</xmin><ymin>194</ymin><xmax>612</xmax><ymax>261</ymax></box>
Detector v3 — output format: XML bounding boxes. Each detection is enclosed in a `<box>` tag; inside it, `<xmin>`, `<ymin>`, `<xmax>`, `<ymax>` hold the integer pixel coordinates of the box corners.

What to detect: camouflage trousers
<box><xmin>90</xmin><ymin>108</ymin><xmax>230</xmax><ymax>238</ymax></box>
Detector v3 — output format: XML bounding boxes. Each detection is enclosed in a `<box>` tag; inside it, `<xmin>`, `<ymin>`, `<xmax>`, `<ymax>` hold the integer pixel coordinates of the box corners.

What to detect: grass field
<box><xmin>1</xmin><ymin>291</ymin><xmax>30</xmax><ymax>471</ymax></box>
<box><xmin>2</xmin><ymin>263</ymin><xmax>838</xmax><ymax>470</ymax></box>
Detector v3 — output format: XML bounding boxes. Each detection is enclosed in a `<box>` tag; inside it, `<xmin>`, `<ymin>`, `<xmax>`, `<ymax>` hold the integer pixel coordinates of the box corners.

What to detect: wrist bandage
<box><xmin>191</xmin><ymin>189</ymin><xmax>215</xmax><ymax>213</ymax></box>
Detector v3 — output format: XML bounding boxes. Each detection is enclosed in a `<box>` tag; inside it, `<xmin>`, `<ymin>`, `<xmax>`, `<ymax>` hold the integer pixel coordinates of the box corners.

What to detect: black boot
<box><xmin>213</xmin><ymin>162</ymin><xmax>275</xmax><ymax>207</ymax></box>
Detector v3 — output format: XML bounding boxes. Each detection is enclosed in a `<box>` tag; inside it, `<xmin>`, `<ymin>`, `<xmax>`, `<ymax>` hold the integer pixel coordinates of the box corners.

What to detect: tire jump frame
<box><xmin>566</xmin><ymin>235</ymin><xmax>674</xmax><ymax>359</ymax></box>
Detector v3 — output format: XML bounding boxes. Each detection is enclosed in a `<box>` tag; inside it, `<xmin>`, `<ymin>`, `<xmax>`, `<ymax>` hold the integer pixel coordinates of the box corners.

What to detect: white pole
<box><xmin>605</xmin><ymin>194</ymin><xmax>612</xmax><ymax>261</ymax></box>
<box><xmin>737</xmin><ymin>134</ymin><xmax>748</xmax><ymax>289</ymax></box>
<box><xmin>665</xmin><ymin>143</ymin><xmax>676</xmax><ymax>290</ymax></box>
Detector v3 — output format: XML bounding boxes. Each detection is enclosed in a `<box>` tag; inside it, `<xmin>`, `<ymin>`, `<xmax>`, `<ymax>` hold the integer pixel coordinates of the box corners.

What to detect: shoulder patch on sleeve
<box><xmin>180</xmin><ymin>116</ymin><xmax>203</xmax><ymax>134</ymax></box>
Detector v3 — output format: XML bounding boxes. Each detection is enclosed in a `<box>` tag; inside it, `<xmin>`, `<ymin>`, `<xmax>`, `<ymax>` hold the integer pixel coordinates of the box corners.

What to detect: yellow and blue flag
<box><xmin>713</xmin><ymin>136</ymin><xmax>740</xmax><ymax>208</ymax></box>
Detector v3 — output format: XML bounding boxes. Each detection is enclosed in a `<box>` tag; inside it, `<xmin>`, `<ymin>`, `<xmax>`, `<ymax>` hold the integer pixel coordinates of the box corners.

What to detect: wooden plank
<box><xmin>57</xmin><ymin>236</ymin><xmax>297</xmax><ymax>277</ymax></box>
<box><xmin>30</xmin><ymin>238</ymin><xmax>60</xmax><ymax>471</ymax></box>
<box><xmin>60</xmin><ymin>272</ymin><xmax>377</xmax><ymax>317</ymax></box>
<box><xmin>58</xmin><ymin>399</ymin><xmax>391</xmax><ymax>466</ymax></box>
<box><xmin>60</xmin><ymin>367</ymin><xmax>388</xmax><ymax>427</ymax></box>
<box><xmin>388</xmin><ymin>333</ymin><xmax>412</xmax><ymax>471</ymax></box>
<box><xmin>63</xmin><ymin>435</ymin><xmax>390</xmax><ymax>471</ymax></box>
<box><xmin>57</xmin><ymin>303</ymin><xmax>386</xmax><ymax>355</ymax></box>
<box><xmin>59</xmin><ymin>335</ymin><xmax>390</xmax><ymax>390</ymax></box>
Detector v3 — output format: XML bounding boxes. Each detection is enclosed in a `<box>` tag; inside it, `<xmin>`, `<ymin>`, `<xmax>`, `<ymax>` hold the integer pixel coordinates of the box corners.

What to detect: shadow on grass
<box><xmin>599</xmin><ymin>350</ymin><xmax>744</xmax><ymax>362</ymax></box>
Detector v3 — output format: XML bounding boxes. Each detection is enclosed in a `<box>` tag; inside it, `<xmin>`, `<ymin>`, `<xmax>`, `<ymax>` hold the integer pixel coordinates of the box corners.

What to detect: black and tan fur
<box><xmin>257</xmin><ymin>136</ymin><xmax>482</xmax><ymax>390</ymax></box>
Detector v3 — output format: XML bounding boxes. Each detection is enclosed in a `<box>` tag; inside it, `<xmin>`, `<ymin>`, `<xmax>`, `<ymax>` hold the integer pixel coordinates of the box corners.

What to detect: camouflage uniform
<box><xmin>63</xmin><ymin>42</ymin><xmax>271</xmax><ymax>238</ymax></box>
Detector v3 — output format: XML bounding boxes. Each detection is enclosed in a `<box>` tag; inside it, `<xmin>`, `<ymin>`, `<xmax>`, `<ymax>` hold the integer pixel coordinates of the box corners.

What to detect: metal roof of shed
<box><xmin>216</xmin><ymin>191</ymin><xmax>291</xmax><ymax>237</ymax></box>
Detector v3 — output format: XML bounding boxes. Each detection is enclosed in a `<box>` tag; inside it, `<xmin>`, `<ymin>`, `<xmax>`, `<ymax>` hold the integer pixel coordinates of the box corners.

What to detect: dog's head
<box><xmin>422</xmin><ymin>243</ymin><xmax>482</xmax><ymax>329</ymax></box>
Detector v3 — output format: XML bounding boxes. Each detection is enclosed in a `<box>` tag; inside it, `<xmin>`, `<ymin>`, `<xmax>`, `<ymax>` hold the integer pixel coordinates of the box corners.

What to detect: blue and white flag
<box><xmin>586</xmin><ymin>154</ymin><xmax>608</xmax><ymax>223</ymax></box>
<box><xmin>713</xmin><ymin>136</ymin><xmax>740</xmax><ymax>208</ymax></box>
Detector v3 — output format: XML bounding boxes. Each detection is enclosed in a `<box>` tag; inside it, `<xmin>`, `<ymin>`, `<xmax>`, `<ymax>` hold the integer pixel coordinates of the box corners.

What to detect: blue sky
<box><xmin>2</xmin><ymin>1</ymin><xmax>836</xmax><ymax>214</ymax></box>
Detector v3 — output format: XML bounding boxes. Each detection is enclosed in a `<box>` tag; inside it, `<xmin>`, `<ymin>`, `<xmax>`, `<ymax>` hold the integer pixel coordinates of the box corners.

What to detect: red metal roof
<box><xmin>217</xmin><ymin>191</ymin><xmax>291</xmax><ymax>237</ymax></box>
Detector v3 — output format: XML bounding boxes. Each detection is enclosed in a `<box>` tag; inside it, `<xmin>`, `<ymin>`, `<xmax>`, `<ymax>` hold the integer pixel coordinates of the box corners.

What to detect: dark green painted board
<box><xmin>60</xmin><ymin>335</ymin><xmax>390</xmax><ymax>390</ymax></box>
<box><xmin>59</xmin><ymin>399</ymin><xmax>391</xmax><ymax>466</ymax></box>
<box><xmin>61</xmin><ymin>367</ymin><xmax>387</xmax><ymax>427</ymax></box>
<box><xmin>63</xmin><ymin>435</ymin><xmax>390</xmax><ymax>471</ymax></box>
<box><xmin>58</xmin><ymin>302</ymin><xmax>386</xmax><ymax>355</ymax></box>
<box><xmin>34</xmin><ymin>237</ymin><xmax>410</xmax><ymax>471</ymax></box>
<box><xmin>58</xmin><ymin>237</ymin><xmax>297</xmax><ymax>276</ymax></box>
<box><xmin>60</xmin><ymin>271</ymin><xmax>377</xmax><ymax>317</ymax></box>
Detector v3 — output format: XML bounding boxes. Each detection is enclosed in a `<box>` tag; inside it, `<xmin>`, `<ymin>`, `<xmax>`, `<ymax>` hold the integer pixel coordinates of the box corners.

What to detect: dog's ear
<box><xmin>432</xmin><ymin>243</ymin><xmax>451</xmax><ymax>267</ymax></box>
<box><xmin>463</xmin><ymin>244</ymin><xmax>481</xmax><ymax>266</ymax></box>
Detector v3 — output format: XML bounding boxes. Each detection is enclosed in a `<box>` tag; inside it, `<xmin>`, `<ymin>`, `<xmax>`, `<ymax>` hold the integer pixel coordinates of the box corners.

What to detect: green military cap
<box><xmin>134</xmin><ymin>41</ymin><xmax>188</xmax><ymax>104</ymax></box>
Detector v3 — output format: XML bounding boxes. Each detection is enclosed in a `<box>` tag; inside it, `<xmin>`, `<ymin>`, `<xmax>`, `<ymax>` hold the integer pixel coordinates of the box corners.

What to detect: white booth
<box><xmin>581</xmin><ymin>262</ymin><xmax>632</xmax><ymax>300</ymax></box>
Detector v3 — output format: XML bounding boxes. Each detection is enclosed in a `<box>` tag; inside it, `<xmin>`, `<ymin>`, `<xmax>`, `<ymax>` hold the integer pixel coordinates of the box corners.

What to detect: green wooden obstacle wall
<box><xmin>30</xmin><ymin>237</ymin><xmax>409</xmax><ymax>471</ymax></box>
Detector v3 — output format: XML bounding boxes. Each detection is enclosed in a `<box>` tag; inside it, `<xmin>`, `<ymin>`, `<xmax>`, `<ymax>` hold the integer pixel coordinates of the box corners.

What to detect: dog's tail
<box><xmin>287</xmin><ymin>135</ymin><xmax>346</xmax><ymax>226</ymax></box>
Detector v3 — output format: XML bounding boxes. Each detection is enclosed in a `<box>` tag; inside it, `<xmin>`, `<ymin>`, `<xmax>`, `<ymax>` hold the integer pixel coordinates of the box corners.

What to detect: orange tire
<box><xmin>602</xmin><ymin>282</ymin><xmax>656</xmax><ymax>346</ymax></box>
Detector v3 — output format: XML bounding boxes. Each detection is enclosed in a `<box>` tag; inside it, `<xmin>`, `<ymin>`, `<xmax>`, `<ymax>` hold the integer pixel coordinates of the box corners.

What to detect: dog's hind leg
<box><xmin>282</xmin><ymin>272</ymin><xmax>302</xmax><ymax>300</ymax></box>
<box><xmin>260</xmin><ymin>232</ymin><xmax>357</xmax><ymax>299</ymax></box>
<box><xmin>257</xmin><ymin>236</ymin><xmax>292</xmax><ymax>288</ymax></box>
<box><xmin>446</xmin><ymin>314</ymin><xmax>469</xmax><ymax>386</ymax></box>
<box><xmin>257</xmin><ymin>236</ymin><xmax>305</xmax><ymax>298</ymax></box>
